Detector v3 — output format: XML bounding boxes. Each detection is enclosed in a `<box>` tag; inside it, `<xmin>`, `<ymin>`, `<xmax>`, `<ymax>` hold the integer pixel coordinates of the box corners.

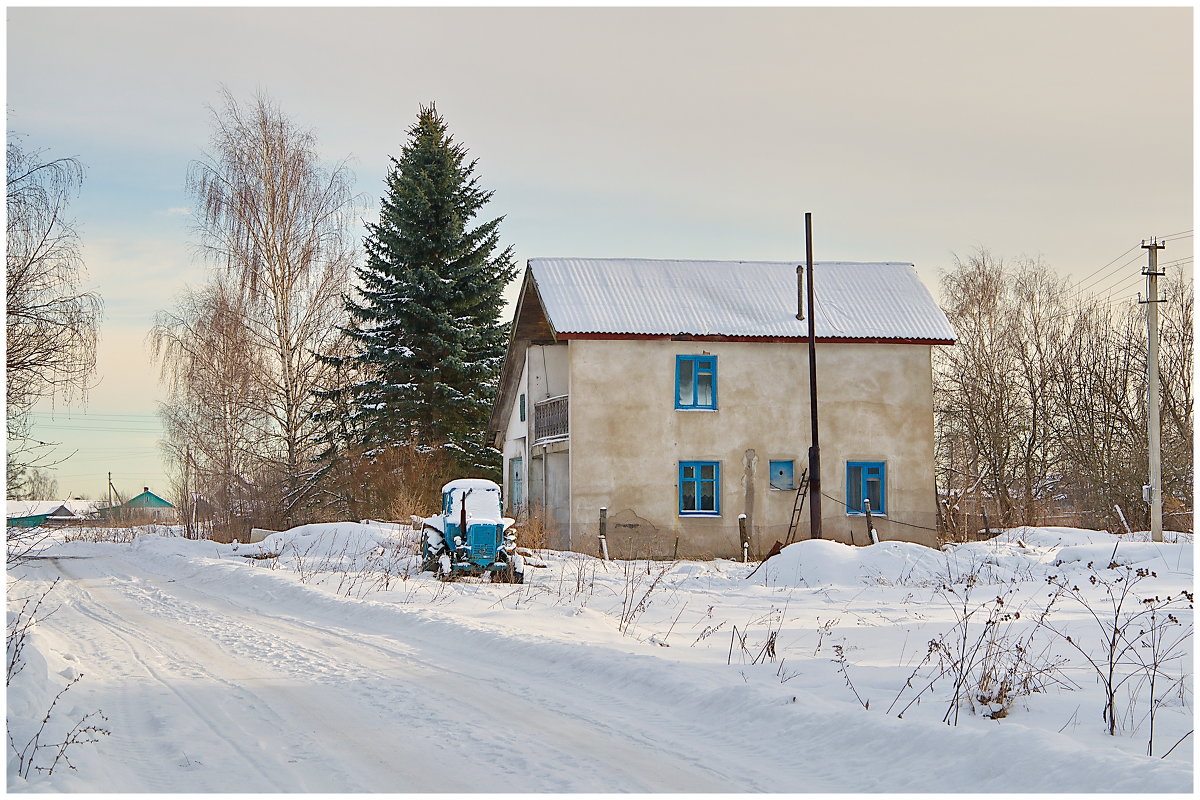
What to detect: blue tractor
<box><xmin>415</xmin><ymin>479</ymin><xmax>524</xmax><ymax>582</ymax></box>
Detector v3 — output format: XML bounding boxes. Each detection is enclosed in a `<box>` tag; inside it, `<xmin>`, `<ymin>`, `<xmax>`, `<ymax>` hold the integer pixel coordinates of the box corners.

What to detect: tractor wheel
<box><xmin>492</xmin><ymin>562</ymin><xmax>519</xmax><ymax>584</ymax></box>
<box><xmin>421</xmin><ymin>527</ymin><xmax>446</xmax><ymax>573</ymax></box>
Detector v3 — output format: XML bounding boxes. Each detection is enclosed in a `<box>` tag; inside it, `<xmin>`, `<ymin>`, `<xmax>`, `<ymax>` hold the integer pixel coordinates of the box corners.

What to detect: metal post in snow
<box><xmin>598</xmin><ymin>507</ymin><xmax>609</xmax><ymax>560</ymax></box>
<box><xmin>805</xmin><ymin>212</ymin><xmax>822</xmax><ymax>539</ymax></box>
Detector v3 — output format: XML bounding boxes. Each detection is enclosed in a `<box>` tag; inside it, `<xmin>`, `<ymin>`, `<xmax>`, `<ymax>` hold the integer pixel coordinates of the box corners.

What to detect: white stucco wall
<box><xmin>503</xmin><ymin>344</ymin><xmax>572</xmax><ymax>546</ymax></box>
<box><xmin>564</xmin><ymin>339</ymin><xmax>939</xmax><ymax>558</ymax></box>
<box><xmin>500</xmin><ymin>357</ymin><xmax>530</xmax><ymax>514</ymax></box>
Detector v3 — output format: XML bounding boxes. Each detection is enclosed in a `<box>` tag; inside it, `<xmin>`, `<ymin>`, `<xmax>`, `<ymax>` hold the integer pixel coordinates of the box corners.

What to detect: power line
<box><xmin>1076</xmin><ymin>273</ymin><xmax>1141</xmax><ymax>303</ymax></box>
<box><xmin>1050</xmin><ymin>256</ymin><xmax>1192</xmax><ymax>323</ymax></box>
<box><xmin>1066</xmin><ymin>245</ymin><xmax>1141</xmax><ymax>295</ymax></box>
<box><xmin>1068</xmin><ymin>251</ymin><xmax>1145</xmax><ymax>300</ymax></box>
<box><xmin>1065</xmin><ymin>231</ymin><xmax>1191</xmax><ymax>302</ymax></box>
<box><xmin>53</xmin><ymin>472</ymin><xmax>167</xmax><ymax>480</ymax></box>
<box><xmin>1094</xmin><ymin>273</ymin><xmax>1146</xmax><ymax>300</ymax></box>
<box><xmin>28</xmin><ymin>411</ymin><xmax>160</xmax><ymax>419</ymax></box>
<box><xmin>27</xmin><ymin>425</ymin><xmax>163</xmax><ymax>434</ymax></box>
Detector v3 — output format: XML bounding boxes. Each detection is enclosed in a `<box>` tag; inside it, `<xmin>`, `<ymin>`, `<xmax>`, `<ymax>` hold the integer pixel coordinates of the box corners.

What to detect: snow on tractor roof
<box><xmin>441</xmin><ymin>478</ymin><xmax>501</xmax><ymax>493</ymax></box>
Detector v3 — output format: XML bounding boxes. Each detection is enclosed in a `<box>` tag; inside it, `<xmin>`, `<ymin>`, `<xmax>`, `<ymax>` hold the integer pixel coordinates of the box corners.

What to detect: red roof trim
<box><xmin>556</xmin><ymin>332</ymin><xmax>955</xmax><ymax>345</ymax></box>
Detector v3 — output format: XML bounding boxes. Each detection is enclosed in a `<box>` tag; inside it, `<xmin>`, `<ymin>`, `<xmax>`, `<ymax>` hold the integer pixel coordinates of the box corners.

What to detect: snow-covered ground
<box><xmin>7</xmin><ymin>523</ymin><xmax>1193</xmax><ymax>792</ymax></box>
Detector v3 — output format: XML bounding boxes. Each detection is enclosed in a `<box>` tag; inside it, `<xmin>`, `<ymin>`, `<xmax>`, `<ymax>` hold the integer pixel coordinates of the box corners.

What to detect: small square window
<box><xmin>847</xmin><ymin>461</ymin><xmax>886</xmax><ymax>515</ymax></box>
<box><xmin>675</xmin><ymin>355</ymin><xmax>717</xmax><ymax>410</ymax></box>
<box><xmin>769</xmin><ymin>460</ymin><xmax>794</xmax><ymax>490</ymax></box>
<box><xmin>679</xmin><ymin>460</ymin><xmax>720</xmax><ymax>515</ymax></box>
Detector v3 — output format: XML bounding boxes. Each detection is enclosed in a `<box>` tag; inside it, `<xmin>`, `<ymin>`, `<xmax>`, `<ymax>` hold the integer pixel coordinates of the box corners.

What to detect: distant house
<box><xmin>487</xmin><ymin>257</ymin><xmax>956</xmax><ymax>558</ymax></box>
<box><xmin>97</xmin><ymin>488</ymin><xmax>176</xmax><ymax>523</ymax></box>
<box><xmin>6</xmin><ymin>499</ymin><xmax>101</xmax><ymax>528</ymax></box>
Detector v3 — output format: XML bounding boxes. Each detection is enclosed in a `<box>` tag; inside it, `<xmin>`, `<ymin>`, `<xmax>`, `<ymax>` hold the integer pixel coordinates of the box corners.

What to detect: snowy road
<box><xmin>8</xmin><ymin>529</ymin><xmax>1192</xmax><ymax>793</ymax></box>
<box><xmin>24</xmin><ymin>553</ymin><xmax>812</xmax><ymax>792</ymax></box>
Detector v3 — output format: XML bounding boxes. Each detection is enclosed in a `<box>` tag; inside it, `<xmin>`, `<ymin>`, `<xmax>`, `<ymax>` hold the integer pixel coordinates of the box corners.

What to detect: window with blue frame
<box><xmin>846</xmin><ymin>461</ymin><xmax>886</xmax><ymax>514</ymax></box>
<box><xmin>769</xmin><ymin>460</ymin><xmax>795</xmax><ymax>490</ymax></box>
<box><xmin>679</xmin><ymin>461</ymin><xmax>720</xmax><ymax>515</ymax></box>
<box><xmin>675</xmin><ymin>355</ymin><xmax>717</xmax><ymax>410</ymax></box>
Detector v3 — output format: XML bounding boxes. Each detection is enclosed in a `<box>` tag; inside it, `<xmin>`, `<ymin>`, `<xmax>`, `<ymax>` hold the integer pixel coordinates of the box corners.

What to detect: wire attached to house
<box><xmin>818</xmin><ymin>490</ymin><xmax>941</xmax><ymax>533</ymax></box>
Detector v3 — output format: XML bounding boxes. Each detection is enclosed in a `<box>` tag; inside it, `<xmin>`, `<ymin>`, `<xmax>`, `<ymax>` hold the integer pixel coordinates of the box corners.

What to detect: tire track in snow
<box><xmin>117</xmin><ymin>560</ymin><xmax>769</xmax><ymax>792</ymax></box>
<box><xmin>26</xmin><ymin>561</ymin><xmax>290</xmax><ymax>791</ymax></box>
<box><xmin>36</xmin><ymin>559</ymin><xmax>448</xmax><ymax>791</ymax></box>
<box><xmin>37</xmin><ymin>556</ymin><xmax>764</xmax><ymax>791</ymax></box>
<box><xmin>30</xmin><ymin>546</ymin><xmax>1188</xmax><ymax>792</ymax></box>
<box><xmin>148</xmin><ymin>554</ymin><xmax>1194</xmax><ymax>793</ymax></box>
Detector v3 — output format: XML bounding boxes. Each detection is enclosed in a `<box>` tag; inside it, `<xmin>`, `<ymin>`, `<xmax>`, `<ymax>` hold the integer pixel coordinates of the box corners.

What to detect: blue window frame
<box><xmin>519</xmin><ymin>393</ymin><xmax>526</xmax><ymax>422</ymax></box>
<box><xmin>675</xmin><ymin>355</ymin><xmax>717</xmax><ymax>410</ymax></box>
<box><xmin>769</xmin><ymin>460</ymin><xmax>795</xmax><ymax>490</ymax></box>
<box><xmin>679</xmin><ymin>461</ymin><xmax>720</xmax><ymax>515</ymax></box>
<box><xmin>847</xmin><ymin>461</ymin><xmax>886</xmax><ymax>514</ymax></box>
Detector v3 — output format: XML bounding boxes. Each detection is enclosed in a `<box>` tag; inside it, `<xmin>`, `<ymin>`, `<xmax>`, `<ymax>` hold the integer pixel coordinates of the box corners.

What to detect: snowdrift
<box><xmin>757</xmin><ymin>527</ymin><xmax>1191</xmax><ymax>588</ymax></box>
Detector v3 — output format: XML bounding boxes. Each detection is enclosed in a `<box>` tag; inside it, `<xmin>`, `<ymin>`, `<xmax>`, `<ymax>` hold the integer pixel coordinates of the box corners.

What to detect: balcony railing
<box><xmin>533</xmin><ymin>395</ymin><xmax>569</xmax><ymax>443</ymax></box>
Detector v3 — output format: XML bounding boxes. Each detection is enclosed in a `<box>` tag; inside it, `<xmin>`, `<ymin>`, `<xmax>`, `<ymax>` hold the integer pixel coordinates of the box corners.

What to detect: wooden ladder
<box><xmin>785</xmin><ymin>468</ymin><xmax>810</xmax><ymax>545</ymax></box>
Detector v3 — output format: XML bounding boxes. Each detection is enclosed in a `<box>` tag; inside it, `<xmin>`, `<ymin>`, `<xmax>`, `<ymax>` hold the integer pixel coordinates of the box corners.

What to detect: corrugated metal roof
<box><xmin>6</xmin><ymin>500</ymin><xmax>101</xmax><ymax>519</ymax></box>
<box><xmin>528</xmin><ymin>258</ymin><xmax>957</xmax><ymax>342</ymax></box>
<box><xmin>7</xmin><ymin>501</ymin><xmax>65</xmax><ymax>519</ymax></box>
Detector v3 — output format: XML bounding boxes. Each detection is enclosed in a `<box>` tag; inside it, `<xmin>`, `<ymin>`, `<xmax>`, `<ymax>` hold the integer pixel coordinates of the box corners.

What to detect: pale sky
<box><xmin>6</xmin><ymin>5</ymin><xmax>1194</xmax><ymax>499</ymax></box>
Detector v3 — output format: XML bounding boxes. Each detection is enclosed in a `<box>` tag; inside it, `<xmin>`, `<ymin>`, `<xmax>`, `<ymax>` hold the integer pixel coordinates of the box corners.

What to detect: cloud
<box><xmin>158</xmin><ymin>207</ymin><xmax>191</xmax><ymax>217</ymax></box>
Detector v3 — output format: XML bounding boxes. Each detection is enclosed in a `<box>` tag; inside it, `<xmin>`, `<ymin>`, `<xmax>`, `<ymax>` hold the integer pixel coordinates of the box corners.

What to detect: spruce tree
<box><xmin>334</xmin><ymin>104</ymin><xmax>515</xmax><ymax>475</ymax></box>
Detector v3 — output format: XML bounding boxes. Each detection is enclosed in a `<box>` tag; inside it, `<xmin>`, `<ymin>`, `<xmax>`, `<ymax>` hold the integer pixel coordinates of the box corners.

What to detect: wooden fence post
<box><xmin>738</xmin><ymin>514</ymin><xmax>751</xmax><ymax>562</ymax></box>
<box><xmin>864</xmin><ymin>499</ymin><xmax>879</xmax><ymax>544</ymax></box>
<box><xmin>598</xmin><ymin>507</ymin><xmax>609</xmax><ymax>560</ymax></box>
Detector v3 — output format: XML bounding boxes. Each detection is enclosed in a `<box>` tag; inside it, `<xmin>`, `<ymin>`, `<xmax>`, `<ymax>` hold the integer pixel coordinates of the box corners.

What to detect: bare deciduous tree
<box><xmin>152</xmin><ymin>280</ymin><xmax>267</xmax><ymax>535</ymax></box>
<box><xmin>152</xmin><ymin>89</ymin><xmax>358</xmax><ymax>532</ymax></box>
<box><xmin>936</xmin><ymin>251</ymin><xmax>1066</xmax><ymax>528</ymax></box>
<box><xmin>1156</xmin><ymin>269</ymin><xmax>1194</xmax><ymax>516</ymax></box>
<box><xmin>6</xmin><ymin>136</ymin><xmax>102</xmax><ymax>493</ymax></box>
<box><xmin>936</xmin><ymin>248</ymin><xmax>1193</xmax><ymax>537</ymax></box>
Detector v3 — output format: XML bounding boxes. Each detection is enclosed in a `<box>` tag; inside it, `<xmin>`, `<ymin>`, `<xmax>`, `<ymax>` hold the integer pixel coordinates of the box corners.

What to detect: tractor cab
<box><xmin>416</xmin><ymin>479</ymin><xmax>522</xmax><ymax>582</ymax></box>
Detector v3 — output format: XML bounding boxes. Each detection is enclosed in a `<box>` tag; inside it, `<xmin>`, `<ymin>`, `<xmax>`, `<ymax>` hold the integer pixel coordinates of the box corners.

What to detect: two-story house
<box><xmin>486</xmin><ymin>257</ymin><xmax>956</xmax><ymax>559</ymax></box>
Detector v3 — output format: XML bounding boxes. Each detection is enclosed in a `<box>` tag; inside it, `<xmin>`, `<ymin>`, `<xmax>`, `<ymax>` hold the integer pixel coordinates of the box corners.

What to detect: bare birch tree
<box><xmin>152</xmin><ymin>89</ymin><xmax>358</xmax><ymax>532</ymax></box>
<box><xmin>6</xmin><ymin>136</ymin><xmax>102</xmax><ymax>494</ymax></box>
<box><xmin>152</xmin><ymin>280</ymin><xmax>268</xmax><ymax>533</ymax></box>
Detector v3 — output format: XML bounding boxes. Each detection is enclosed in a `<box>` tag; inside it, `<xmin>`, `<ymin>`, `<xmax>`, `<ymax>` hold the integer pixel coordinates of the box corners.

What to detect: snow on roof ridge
<box><xmin>527</xmin><ymin>257</ymin><xmax>956</xmax><ymax>342</ymax></box>
<box><xmin>530</xmin><ymin>256</ymin><xmax>913</xmax><ymax>266</ymax></box>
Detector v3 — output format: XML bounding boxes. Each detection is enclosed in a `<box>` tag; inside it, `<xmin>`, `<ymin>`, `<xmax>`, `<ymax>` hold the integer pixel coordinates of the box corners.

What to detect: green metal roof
<box><xmin>7</xmin><ymin>513</ymin><xmax>50</xmax><ymax>528</ymax></box>
<box><xmin>123</xmin><ymin>490</ymin><xmax>175</xmax><ymax>509</ymax></box>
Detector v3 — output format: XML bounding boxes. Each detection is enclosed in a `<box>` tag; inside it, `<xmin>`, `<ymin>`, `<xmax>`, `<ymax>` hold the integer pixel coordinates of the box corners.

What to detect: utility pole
<box><xmin>805</xmin><ymin>213</ymin><xmax>822</xmax><ymax>539</ymax></box>
<box><xmin>1141</xmin><ymin>239</ymin><xmax>1165</xmax><ymax>542</ymax></box>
